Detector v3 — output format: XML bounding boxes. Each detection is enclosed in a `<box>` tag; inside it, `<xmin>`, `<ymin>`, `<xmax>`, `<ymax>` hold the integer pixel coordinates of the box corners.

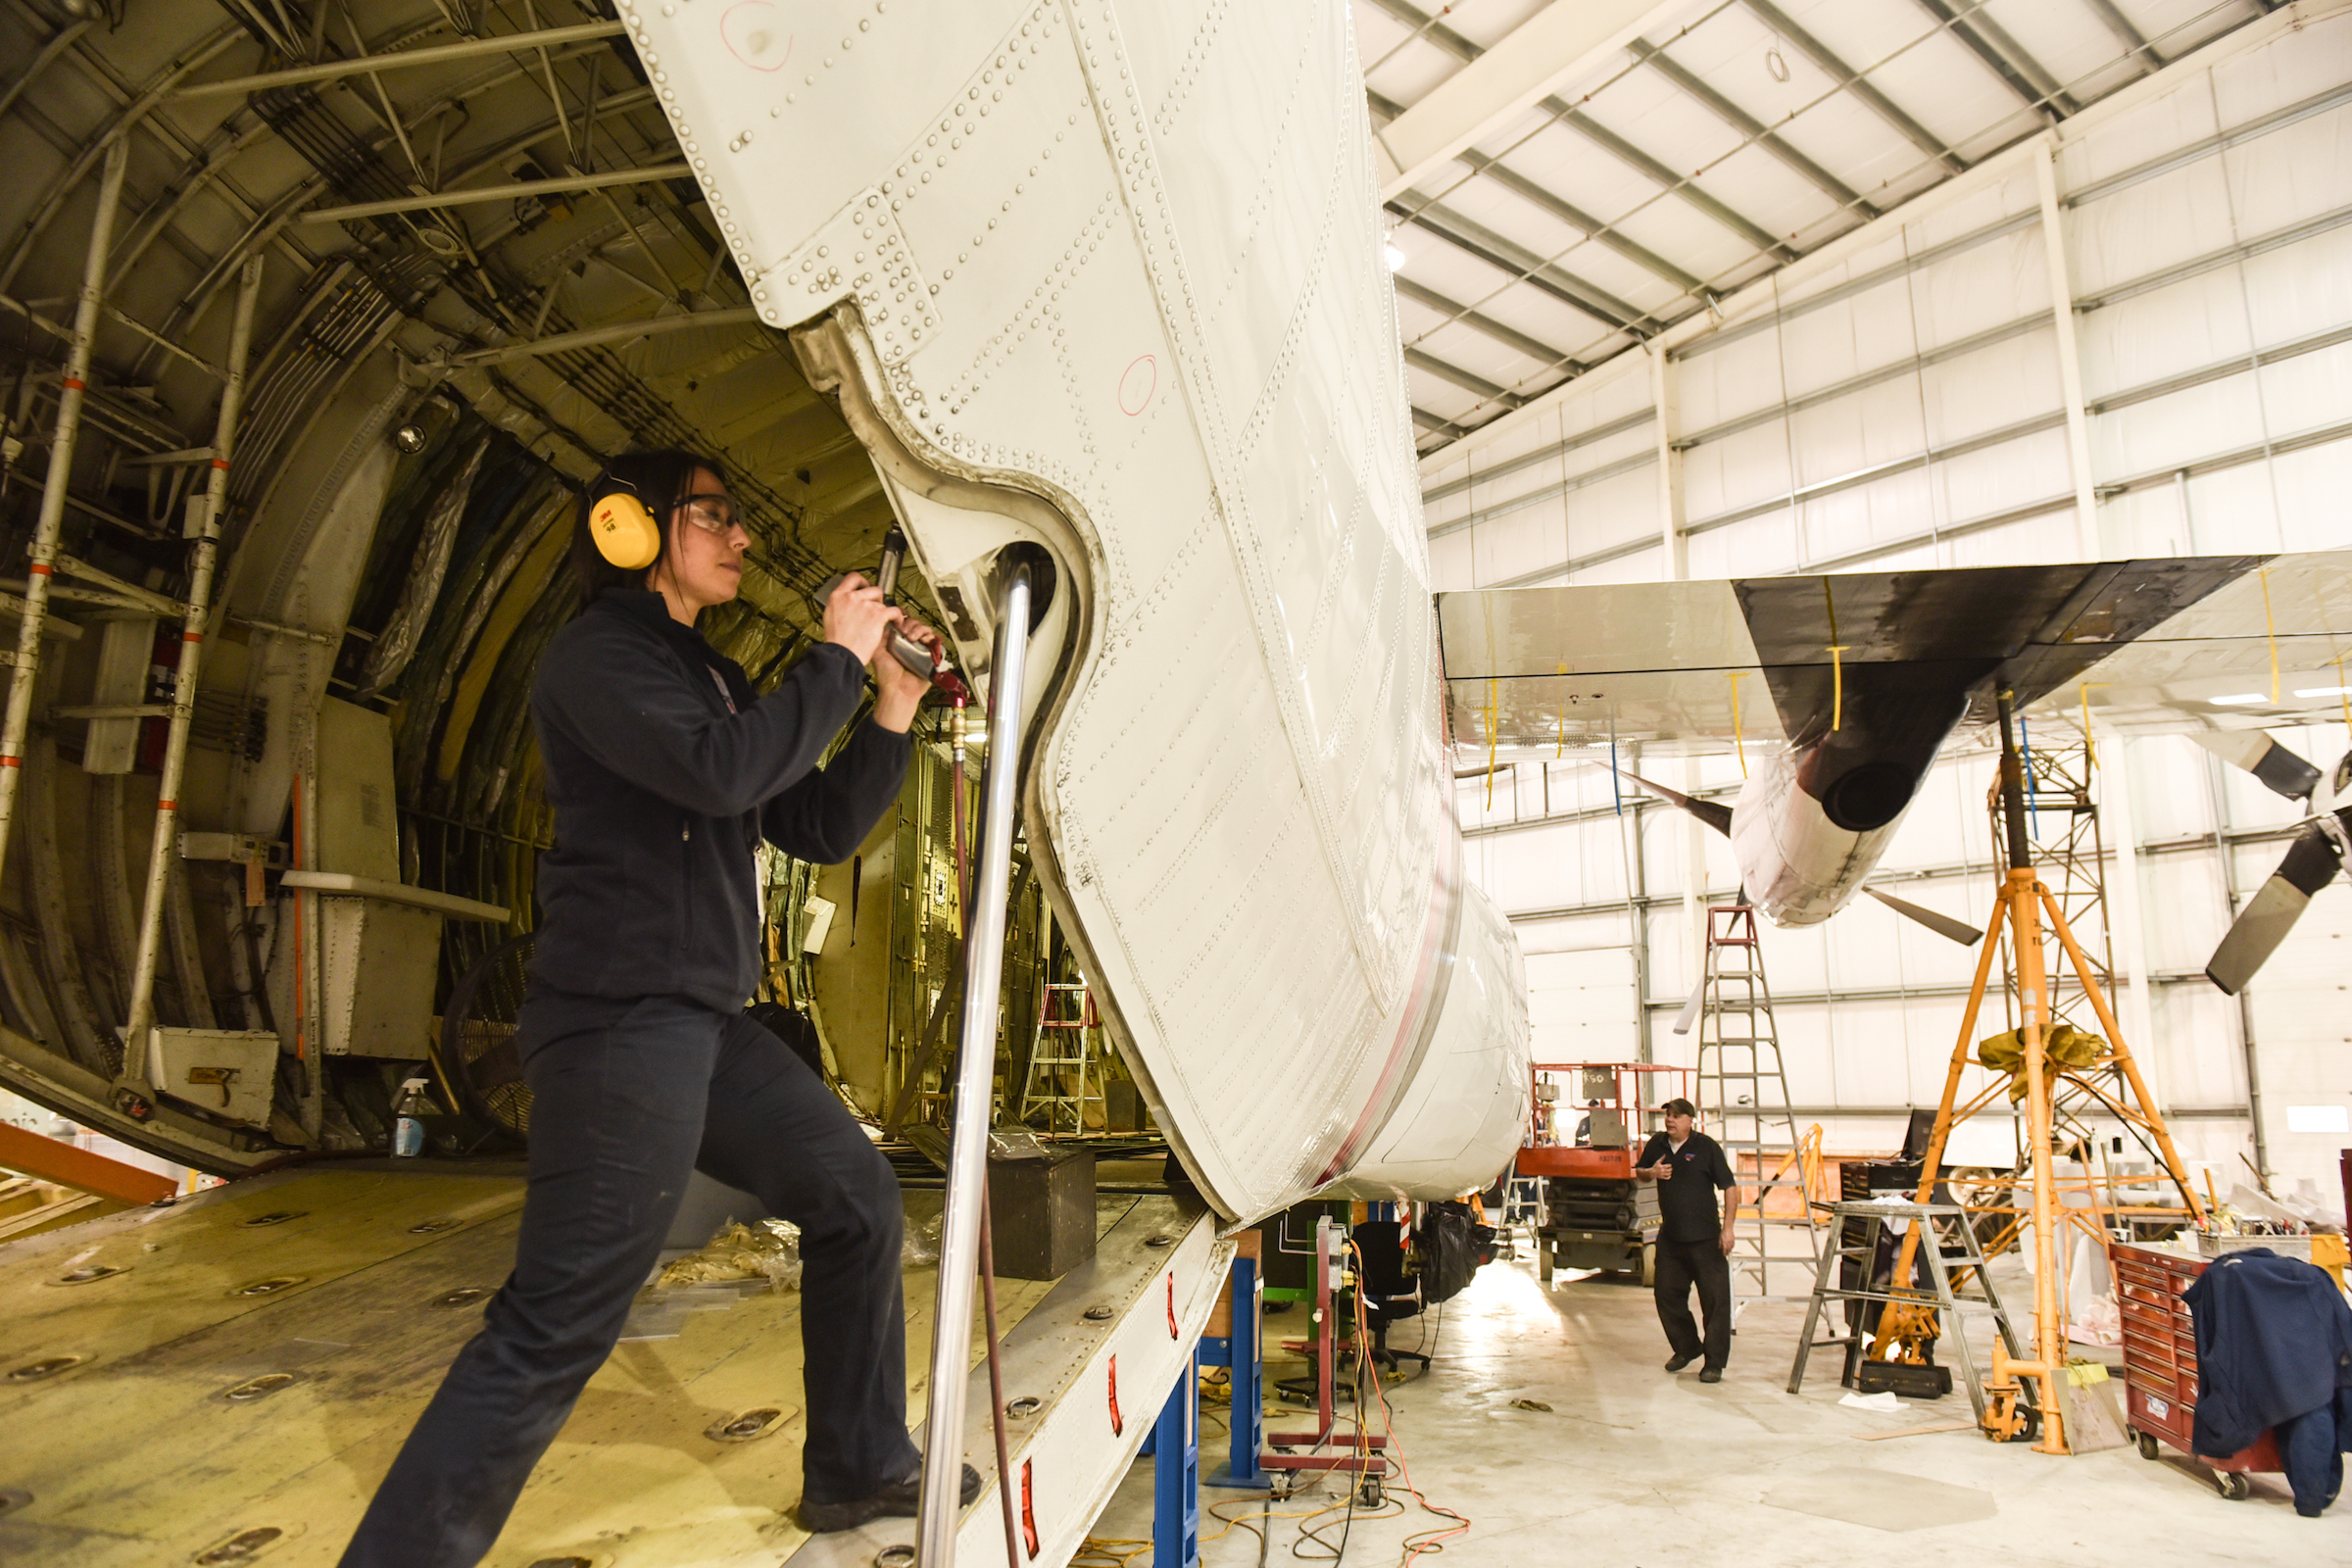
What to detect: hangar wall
<box><xmin>1420</xmin><ymin>8</ymin><xmax>2352</xmax><ymax>1207</ymax></box>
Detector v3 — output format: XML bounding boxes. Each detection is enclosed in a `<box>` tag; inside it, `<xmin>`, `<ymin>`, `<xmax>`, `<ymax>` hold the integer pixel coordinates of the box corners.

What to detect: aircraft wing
<box><xmin>1439</xmin><ymin>553</ymin><xmax>2352</xmax><ymax>755</ymax></box>
<box><xmin>2015</xmin><ymin>550</ymin><xmax>2352</xmax><ymax>733</ymax></box>
<box><xmin>1437</xmin><ymin>578</ymin><xmax>1778</xmax><ymax>755</ymax></box>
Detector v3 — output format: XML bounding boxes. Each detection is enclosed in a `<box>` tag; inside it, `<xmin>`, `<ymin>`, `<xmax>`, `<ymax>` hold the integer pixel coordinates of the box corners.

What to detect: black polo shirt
<box><xmin>1639</xmin><ymin>1131</ymin><xmax>1736</xmax><ymax>1244</ymax></box>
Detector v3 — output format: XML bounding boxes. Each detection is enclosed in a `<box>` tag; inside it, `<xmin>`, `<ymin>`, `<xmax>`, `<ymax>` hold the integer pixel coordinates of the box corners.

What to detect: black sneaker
<box><xmin>1697</xmin><ymin>1367</ymin><xmax>1723</xmax><ymax>1384</ymax></box>
<box><xmin>1664</xmin><ymin>1354</ymin><xmax>1696</xmax><ymax>1373</ymax></box>
<box><xmin>797</xmin><ymin>1463</ymin><xmax>983</xmax><ymax>1533</ymax></box>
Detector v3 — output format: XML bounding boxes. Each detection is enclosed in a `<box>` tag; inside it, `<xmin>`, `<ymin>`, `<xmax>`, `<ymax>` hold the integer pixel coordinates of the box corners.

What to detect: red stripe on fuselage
<box><xmin>1311</xmin><ymin>804</ymin><xmax>1457</xmax><ymax>1186</ymax></box>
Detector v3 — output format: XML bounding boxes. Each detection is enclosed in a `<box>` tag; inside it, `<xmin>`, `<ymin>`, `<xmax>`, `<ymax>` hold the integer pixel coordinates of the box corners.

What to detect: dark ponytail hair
<box><xmin>570</xmin><ymin>449</ymin><xmax>727</xmax><ymax>607</ymax></box>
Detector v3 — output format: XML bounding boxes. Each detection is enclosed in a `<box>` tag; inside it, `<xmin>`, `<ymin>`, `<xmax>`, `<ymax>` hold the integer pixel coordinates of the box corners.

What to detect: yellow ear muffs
<box><xmin>589</xmin><ymin>489</ymin><xmax>662</xmax><ymax>569</ymax></box>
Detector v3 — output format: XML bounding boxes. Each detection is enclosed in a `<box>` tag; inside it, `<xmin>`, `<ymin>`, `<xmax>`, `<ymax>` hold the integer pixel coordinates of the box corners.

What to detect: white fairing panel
<box><xmin>1324</xmin><ymin>866</ymin><xmax>1529</xmax><ymax>1200</ymax></box>
<box><xmin>1729</xmin><ymin>747</ymin><xmax>1910</xmax><ymax>929</ymax></box>
<box><xmin>624</xmin><ymin>0</ymin><xmax>1527</xmax><ymax>1219</ymax></box>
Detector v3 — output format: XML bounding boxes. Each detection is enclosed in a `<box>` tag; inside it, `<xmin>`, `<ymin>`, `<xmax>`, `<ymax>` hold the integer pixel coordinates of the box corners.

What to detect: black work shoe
<box><xmin>1697</xmin><ymin>1367</ymin><xmax>1723</xmax><ymax>1384</ymax></box>
<box><xmin>1664</xmin><ymin>1354</ymin><xmax>1696</xmax><ymax>1373</ymax></box>
<box><xmin>797</xmin><ymin>1463</ymin><xmax>983</xmax><ymax>1533</ymax></box>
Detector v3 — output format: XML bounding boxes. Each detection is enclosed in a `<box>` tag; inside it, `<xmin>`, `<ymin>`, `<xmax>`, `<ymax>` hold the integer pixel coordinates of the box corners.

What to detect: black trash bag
<box><xmin>1414</xmin><ymin>1200</ymin><xmax>1496</xmax><ymax>1305</ymax></box>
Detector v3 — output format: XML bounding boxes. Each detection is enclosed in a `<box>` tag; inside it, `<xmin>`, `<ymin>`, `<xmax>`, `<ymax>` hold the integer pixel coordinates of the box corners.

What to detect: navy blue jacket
<box><xmin>2183</xmin><ymin>1247</ymin><xmax>2352</xmax><ymax>1458</ymax></box>
<box><xmin>527</xmin><ymin>590</ymin><xmax>908</xmax><ymax>1010</ymax></box>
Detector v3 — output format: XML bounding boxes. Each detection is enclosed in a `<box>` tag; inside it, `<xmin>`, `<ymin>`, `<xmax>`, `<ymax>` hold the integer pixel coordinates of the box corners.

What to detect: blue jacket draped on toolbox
<box><xmin>2183</xmin><ymin>1246</ymin><xmax>2352</xmax><ymax>1513</ymax></box>
<box><xmin>527</xmin><ymin>588</ymin><xmax>909</xmax><ymax>1009</ymax></box>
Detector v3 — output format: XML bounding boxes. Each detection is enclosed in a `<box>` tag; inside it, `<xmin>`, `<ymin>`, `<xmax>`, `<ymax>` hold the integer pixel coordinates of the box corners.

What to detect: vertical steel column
<box><xmin>2034</xmin><ymin>139</ymin><xmax>2101</xmax><ymax>562</ymax></box>
<box><xmin>2095</xmin><ymin>730</ymin><xmax>2162</xmax><ymax>1106</ymax></box>
<box><xmin>1658</xmin><ymin>334</ymin><xmax>1708</xmax><ymax>986</ymax></box>
<box><xmin>917</xmin><ymin>562</ymin><xmax>1034</xmax><ymax>1565</ymax></box>
<box><xmin>2203</xmin><ymin>752</ymin><xmax>2270</xmax><ymax>1178</ymax></box>
<box><xmin>121</xmin><ymin>252</ymin><xmax>264</xmax><ymax>1088</ymax></box>
<box><xmin>0</xmin><ymin>138</ymin><xmax>128</xmax><ymax>896</ymax></box>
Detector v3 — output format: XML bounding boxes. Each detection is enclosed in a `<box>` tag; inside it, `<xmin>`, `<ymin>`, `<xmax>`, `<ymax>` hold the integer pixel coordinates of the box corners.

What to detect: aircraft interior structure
<box><xmin>0</xmin><ymin>0</ymin><xmax>1531</xmax><ymax>1215</ymax></box>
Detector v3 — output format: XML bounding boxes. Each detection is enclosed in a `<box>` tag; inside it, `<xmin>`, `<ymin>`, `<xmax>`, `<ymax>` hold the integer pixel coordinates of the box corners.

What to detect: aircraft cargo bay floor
<box><xmin>1088</xmin><ymin>1255</ymin><xmax>2348</xmax><ymax>1567</ymax></box>
<box><xmin>0</xmin><ymin>1164</ymin><xmax>1177</xmax><ymax>1566</ymax></box>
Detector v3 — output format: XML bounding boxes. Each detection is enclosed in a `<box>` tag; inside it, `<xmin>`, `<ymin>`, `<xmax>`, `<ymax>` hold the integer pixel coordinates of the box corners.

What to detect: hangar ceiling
<box><xmin>1362</xmin><ymin>0</ymin><xmax>2277</xmax><ymax>455</ymax></box>
<box><xmin>0</xmin><ymin>0</ymin><xmax>2282</xmax><ymax>525</ymax></box>
<box><xmin>0</xmin><ymin>0</ymin><xmax>2297</xmax><ymax>1166</ymax></box>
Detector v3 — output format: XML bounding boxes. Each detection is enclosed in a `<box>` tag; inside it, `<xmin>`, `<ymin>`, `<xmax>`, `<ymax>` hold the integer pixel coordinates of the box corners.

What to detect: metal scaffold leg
<box><xmin>0</xmin><ymin>140</ymin><xmax>128</xmax><ymax>919</ymax></box>
<box><xmin>119</xmin><ymin>252</ymin><xmax>265</xmax><ymax>1093</ymax></box>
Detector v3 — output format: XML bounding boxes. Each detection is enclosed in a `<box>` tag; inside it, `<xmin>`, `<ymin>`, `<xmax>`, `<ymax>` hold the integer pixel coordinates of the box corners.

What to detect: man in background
<box><xmin>1634</xmin><ymin>1098</ymin><xmax>1740</xmax><ymax>1384</ymax></box>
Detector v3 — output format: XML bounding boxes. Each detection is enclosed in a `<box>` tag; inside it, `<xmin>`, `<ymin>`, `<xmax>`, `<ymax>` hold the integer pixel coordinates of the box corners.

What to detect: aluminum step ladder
<box><xmin>1787</xmin><ymin>1198</ymin><xmax>2030</xmax><ymax>1427</ymax></box>
<box><xmin>1690</xmin><ymin>903</ymin><xmax>1820</xmax><ymax>1301</ymax></box>
<box><xmin>1018</xmin><ymin>981</ymin><xmax>1104</xmax><ymax>1134</ymax></box>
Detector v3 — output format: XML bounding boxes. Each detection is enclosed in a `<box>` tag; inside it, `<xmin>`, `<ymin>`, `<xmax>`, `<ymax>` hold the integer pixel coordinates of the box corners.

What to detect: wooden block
<box><xmin>1205</xmin><ymin>1229</ymin><xmax>1264</xmax><ymax>1338</ymax></box>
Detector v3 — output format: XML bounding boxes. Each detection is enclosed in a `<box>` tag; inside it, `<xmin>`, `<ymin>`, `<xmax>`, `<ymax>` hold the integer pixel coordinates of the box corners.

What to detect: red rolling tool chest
<box><xmin>2113</xmin><ymin>1241</ymin><xmax>2283</xmax><ymax>1498</ymax></box>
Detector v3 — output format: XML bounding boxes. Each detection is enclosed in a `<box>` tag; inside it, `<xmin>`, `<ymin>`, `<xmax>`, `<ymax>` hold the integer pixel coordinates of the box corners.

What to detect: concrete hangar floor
<box><xmin>1084</xmin><ymin>1252</ymin><xmax>2344</xmax><ymax>1568</ymax></box>
<box><xmin>5</xmin><ymin>1160</ymin><xmax>2342</xmax><ymax>1565</ymax></box>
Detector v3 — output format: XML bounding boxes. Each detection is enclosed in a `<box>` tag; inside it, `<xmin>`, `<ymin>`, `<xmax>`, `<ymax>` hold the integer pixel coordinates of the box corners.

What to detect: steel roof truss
<box><xmin>1626</xmin><ymin>37</ymin><xmax>1881</xmax><ymax>221</ymax></box>
<box><xmin>1908</xmin><ymin>0</ymin><xmax>2076</xmax><ymax>120</ymax></box>
<box><xmin>1391</xmin><ymin>195</ymin><xmax>1654</xmax><ymax>337</ymax></box>
<box><xmin>1403</xmin><ymin>346</ymin><xmax>1528</xmax><ymax>411</ymax></box>
<box><xmin>1740</xmin><ymin>0</ymin><xmax>1969</xmax><ymax>174</ymax></box>
<box><xmin>1392</xmin><ymin>275</ymin><xmax>1587</xmax><ymax>373</ymax></box>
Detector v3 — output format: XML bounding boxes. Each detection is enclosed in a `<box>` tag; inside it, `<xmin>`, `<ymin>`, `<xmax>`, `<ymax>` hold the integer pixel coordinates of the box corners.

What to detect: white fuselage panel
<box><xmin>625</xmin><ymin>0</ymin><xmax>1528</xmax><ymax>1218</ymax></box>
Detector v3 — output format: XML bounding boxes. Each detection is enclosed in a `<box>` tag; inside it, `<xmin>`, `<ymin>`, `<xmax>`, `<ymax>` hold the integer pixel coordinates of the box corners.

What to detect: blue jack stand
<box><xmin>1199</xmin><ymin>1250</ymin><xmax>1267</xmax><ymax>1488</ymax></box>
<box><xmin>1138</xmin><ymin>1344</ymin><xmax>1200</xmax><ymax>1568</ymax></box>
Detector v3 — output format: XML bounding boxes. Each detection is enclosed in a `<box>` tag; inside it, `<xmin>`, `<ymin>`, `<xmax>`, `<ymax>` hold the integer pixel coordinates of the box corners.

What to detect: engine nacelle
<box><xmin>1730</xmin><ymin>744</ymin><xmax>1917</xmax><ymax>928</ymax></box>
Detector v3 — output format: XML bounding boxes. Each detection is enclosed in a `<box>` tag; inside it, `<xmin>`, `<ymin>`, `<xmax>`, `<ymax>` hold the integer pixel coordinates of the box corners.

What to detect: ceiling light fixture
<box><xmin>2207</xmin><ymin>693</ymin><xmax>2268</xmax><ymax>705</ymax></box>
<box><xmin>1385</xmin><ymin>243</ymin><xmax>1406</xmax><ymax>272</ymax></box>
<box><xmin>2293</xmin><ymin>684</ymin><xmax>2352</xmax><ymax>698</ymax></box>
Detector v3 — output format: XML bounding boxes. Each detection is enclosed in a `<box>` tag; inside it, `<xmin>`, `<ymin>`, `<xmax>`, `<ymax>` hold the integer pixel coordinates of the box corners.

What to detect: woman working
<box><xmin>342</xmin><ymin>449</ymin><xmax>975</xmax><ymax>1565</ymax></box>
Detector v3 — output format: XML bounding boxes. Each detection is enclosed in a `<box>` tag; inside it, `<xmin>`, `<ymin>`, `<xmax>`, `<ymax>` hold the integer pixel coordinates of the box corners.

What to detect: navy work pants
<box><xmin>340</xmin><ymin>991</ymin><xmax>918</xmax><ymax>1568</ymax></box>
<box><xmin>1654</xmin><ymin>1237</ymin><xmax>1733</xmax><ymax>1370</ymax></box>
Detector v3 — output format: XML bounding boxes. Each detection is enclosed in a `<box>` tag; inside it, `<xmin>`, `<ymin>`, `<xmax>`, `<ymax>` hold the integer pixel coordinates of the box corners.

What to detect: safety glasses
<box><xmin>674</xmin><ymin>493</ymin><xmax>741</xmax><ymax>535</ymax></box>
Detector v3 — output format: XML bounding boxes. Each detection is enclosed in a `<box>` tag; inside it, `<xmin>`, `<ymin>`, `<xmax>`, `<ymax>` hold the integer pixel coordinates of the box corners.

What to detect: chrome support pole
<box><xmin>917</xmin><ymin>563</ymin><xmax>1034</xmax><ymax>1565</ymax></box>
<box><xmin>0</xmin><ymin>139</ymin><xmax>129</xmax><ymax>904</ymax></box>
<box><xmin>120</xmin><ymin>252</ymin><xmax>264</xmax><ymax>1089</ymax></box>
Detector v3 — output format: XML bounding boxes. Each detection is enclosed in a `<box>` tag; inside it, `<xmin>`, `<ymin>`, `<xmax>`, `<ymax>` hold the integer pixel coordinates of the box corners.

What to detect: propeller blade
<box><xmin>2206</xmin><ymin>821</ymin><xmax>2343</xmax><ymax>994</ymax></box>
<box><xmin>1864</xmin><ymin>886</ymin><xmax>1985</xmax><ymax>947</ymax></box>
<box><xmin>1620</xmin><ymin>770</ymin><xmax>1733</xmax><ymax>838</ymax></box>
<box><xmin>2191</xmin><ymin>731</ymin><xmax>2321</xmax><ymax>802</ymax></box>
<box><xmin>1671</xmin><ymin>978</ymin><xmax>1707</xmax><ymax>1036</ymax></box>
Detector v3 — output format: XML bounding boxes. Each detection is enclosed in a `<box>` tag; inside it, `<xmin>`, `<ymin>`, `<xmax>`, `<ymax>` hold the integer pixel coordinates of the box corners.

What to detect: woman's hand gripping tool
<box><xmin>816</xmin><ymin>529</ymin><xmax>971</xmax><ymax>703</ymax></box>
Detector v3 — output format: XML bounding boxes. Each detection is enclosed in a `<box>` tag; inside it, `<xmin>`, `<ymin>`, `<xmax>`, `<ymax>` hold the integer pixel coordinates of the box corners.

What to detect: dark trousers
<box><xmin>340</xmin><ymin>992</ymin><xmax>919</xmax><ymax>1568</ymax></box>
<box><xmin>1654</xmin><ymin>1237</ymin><xmax>1733</xmax><ymax>1370</ymax></box>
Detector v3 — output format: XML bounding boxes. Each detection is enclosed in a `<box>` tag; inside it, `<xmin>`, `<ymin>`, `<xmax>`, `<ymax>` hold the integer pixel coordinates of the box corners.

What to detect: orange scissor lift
<box><xmin>1516</xmin><ymin>1061</ymin><xmax>1694</xmax><ymax>1285</ymax></box>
